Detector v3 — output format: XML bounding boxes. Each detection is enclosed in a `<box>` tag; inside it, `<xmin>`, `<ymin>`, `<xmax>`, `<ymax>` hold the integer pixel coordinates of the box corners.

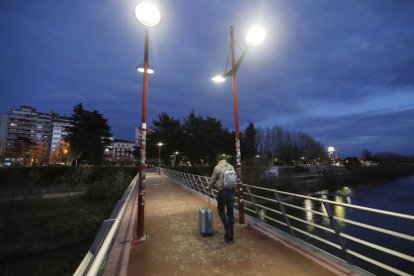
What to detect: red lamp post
<box><xmin>212</xmin><ymin>25</ymin><xmax>265</xmax><ymax>225</ymax></box>
<box><xmin>134</xmin><ymin>1</ymin><xmax>161</xmax><ymax>240</ymax></box>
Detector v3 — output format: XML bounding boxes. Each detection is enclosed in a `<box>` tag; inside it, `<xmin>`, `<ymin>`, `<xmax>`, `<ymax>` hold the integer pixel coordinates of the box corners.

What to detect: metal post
<box><xmin>158</xmin><ymin>146</ymin><xmax>161</xmax><ymax>175</ymax></box>
<box><xmin>322</xmin><ymin>202</ymin><xmax>352</xmax><ymax>264</ymax></box>
<box><xmin>245</xmin><ymin>186</ymin><xmax>259</xmax><ymax>218</ymax></box>
<box><xmin>230</xmin><ymin>26</ymin><xmax>245</xmax><ymax>225</ymax></box>
<box><xmin>136</xmin><ymin>29</ymin><xmax>149</xmax><ymax>240</ymax></box>
<box><xmin>274</xmin><ymin>192</ymin><xmax>295</xmax><ymax>237</ymax></box>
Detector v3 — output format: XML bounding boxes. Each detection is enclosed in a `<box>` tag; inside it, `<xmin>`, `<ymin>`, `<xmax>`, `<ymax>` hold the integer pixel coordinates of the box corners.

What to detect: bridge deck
<box><xmin>105</xmin><ymin>173</ymin><xmax>353</xmax><ymax>276</ymax></box>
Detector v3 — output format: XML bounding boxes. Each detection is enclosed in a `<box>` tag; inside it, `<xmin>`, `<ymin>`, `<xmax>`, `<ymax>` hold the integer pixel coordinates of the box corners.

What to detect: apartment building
<box><xmin>49</xmin><ymin>114</ymin><xmax>72</xmax><ymax>164</ymax></box>
<box><xmin>112</xmin><ymin>139</ymin><xmax>135</xmax><ymax>161</ymax></box>
<box><xmin>0</xmin><ymin>106</ymin><xmax>74</xmax><ymax>165</ymax></box>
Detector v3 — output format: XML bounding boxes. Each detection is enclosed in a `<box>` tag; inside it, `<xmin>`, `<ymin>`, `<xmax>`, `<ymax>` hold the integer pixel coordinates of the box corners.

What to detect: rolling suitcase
<box><xmin>199</xmin><ymin>192</ymin><xmax>213</xmax><ymax>236</ymax></box>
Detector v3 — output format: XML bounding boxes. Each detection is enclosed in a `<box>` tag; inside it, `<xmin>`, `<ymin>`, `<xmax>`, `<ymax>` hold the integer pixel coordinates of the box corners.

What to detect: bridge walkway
<box><xmin>106</xmin><ymin>173</ymin><xmax>352</xmax><ymax>276</ymax></box>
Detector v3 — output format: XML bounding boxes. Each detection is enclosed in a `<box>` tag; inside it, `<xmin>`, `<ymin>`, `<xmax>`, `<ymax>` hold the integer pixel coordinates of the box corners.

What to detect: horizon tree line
<box><xmin>7</xmin><ymin>103</ymin><xmax>413</xmax><ymax>166</ymax></box>
<box><xmin>139</xmin><ymin>111</ymin><xmax>329</xmax><ymax>166</ymax></box>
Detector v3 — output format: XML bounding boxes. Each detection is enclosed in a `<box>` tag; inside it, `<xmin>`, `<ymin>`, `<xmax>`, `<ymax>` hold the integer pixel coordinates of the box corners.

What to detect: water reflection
<box><xmin>259</xmin><ymin>208</ymin><xmax>266</xmax><ymax>221</ymax></box>
<box><xmin>302</xmin><ymin>193</ymin><xmax>349</xmax><ymax>231</ymax></box>
<box><xmin>303</xmin><ymin>199</ymin><xmax>315</xmax><ymax>231</ymax></box>
<box><xmin>319</xmin><ymin>195</ymin><xmax>331</xmax><ymax>226</ymax></box>
<box><xmin>334</xmin><ymin>196</ymin><xmax>346</xmax><ymax>227</ymax></box>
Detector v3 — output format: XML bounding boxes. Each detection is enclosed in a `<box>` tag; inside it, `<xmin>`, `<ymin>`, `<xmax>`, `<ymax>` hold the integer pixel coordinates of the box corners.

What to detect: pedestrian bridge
<box><xmin>75</xmin><ymin>170</ymin><xmax>414</xmax><ymax>276</ymax></box>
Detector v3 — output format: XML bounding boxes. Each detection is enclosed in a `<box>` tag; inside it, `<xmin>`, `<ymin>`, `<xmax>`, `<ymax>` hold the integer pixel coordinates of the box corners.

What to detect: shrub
<box><xmin>86</xmin><ymin>170</ymin><xmax>132</xmax><ymax>200</ymax></box>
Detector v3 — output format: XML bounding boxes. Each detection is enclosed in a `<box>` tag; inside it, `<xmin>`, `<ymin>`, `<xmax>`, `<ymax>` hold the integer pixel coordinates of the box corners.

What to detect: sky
<box><xmin>1</xmin><ymin>0</ymin><xmax>413</xmax><ymax>157</ymax></box>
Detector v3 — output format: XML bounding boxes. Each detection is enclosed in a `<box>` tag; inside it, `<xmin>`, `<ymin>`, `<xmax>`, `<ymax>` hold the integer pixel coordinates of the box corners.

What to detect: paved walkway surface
<box><xmin>126</xmin><ymin>173</ymin><xmax>338</xmax><ymax>276</ymax></box>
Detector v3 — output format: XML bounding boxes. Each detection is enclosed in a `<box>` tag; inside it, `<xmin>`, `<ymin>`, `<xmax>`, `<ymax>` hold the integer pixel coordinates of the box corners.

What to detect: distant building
<box><xmin>112</xmin><ymin>139</ymin><xmax>135</xmax><ymax>162</ymax></box>
<box><xmin>49</xmin><ymin>114</ymin><xmax>72</xmax><ymax>164</ymax></box>
<box><xmin>0</xmin><ymin>106</ymin><xmax>53</xmax><ymax>164</ymax></box>
<box><xmin>260</xmin><ymin>166</ymin><xmax>295</xmax><ymax>178</ymax></box>
<box><xmin>0</xmin><ymin>106</ymin><xmax>74</xmax><ymax>165</ymax></box>
<box><xmin>327</xmin><ymin>146</ymin><xmax>338</xmax><ymax>161</ymax></box>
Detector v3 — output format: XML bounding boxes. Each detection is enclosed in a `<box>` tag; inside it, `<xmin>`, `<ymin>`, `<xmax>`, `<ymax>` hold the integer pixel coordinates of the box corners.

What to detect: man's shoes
<box><xmin>228</xmin><ymin>234</ymin><xmax>233</xmax><ymax>242</ymax></box>
<box><xmin>224</xmin><ymin>233</ymin><xmax>233</xmax><ymax>243</ymax></box>
<box><xmin>224</xmin><ymin>233</ymin><xmax>231</xmax><ymax>243</ymax></box>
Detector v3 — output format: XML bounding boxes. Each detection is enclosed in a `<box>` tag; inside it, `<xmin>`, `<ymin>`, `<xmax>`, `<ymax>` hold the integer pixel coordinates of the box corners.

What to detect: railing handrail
<box><xmin>243</xmin><ymin>183</ymin><xmax>414</xmax><ymax>221</ymax></box>
<box><xmin>74</xmin><ymin>173</ymin><xmax>139</xmax><ymax>276</ymax></box>
<box><xmin>161</xmin><ymin>167</ymin><xmax>414</xmax><ymax>276</ymax></box>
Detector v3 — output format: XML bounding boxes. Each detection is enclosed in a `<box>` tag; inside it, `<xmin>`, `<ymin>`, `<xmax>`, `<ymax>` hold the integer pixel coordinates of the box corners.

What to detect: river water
<box><xmin>0</xmin><ymin>239</ymin><xmax>91</xmax><ymax>276</ymax></box>
<box><xmin>251</xmin><ymin>174</ymin><xmax>414</xmax><ymax>275</ymax></box>
<box><xmin>317</xmin><ymin>174</ymin><xmax>414</xmax><ymax>275</ymax></box>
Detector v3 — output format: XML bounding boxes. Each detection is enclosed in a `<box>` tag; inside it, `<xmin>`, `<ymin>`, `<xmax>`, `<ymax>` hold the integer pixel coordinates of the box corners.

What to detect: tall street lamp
<box><xmin>157</xmin><ymin>142</ymin><xmax>163</xmax><ymax>166</ymax></box>
<box><xmin>212</xmin><ymin>25</ymin><xmax>265</xmax><ymax>225</ymax></box>
<box><xmin>135</xmin><ymin>1</ymin><xmax>161</xmax><ymax>240</ymax></box>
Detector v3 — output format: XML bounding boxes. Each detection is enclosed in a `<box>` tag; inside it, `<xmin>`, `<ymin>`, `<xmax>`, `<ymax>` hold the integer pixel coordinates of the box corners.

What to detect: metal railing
<box><xmin>74</xmin><ymin>173</ymin><xmax>139</xmax><ymax>276</ymax></box>
<box><xmin>161</xmin><ymin>168</ymin><xmax>414</xmax><ymax>276</ymax></box>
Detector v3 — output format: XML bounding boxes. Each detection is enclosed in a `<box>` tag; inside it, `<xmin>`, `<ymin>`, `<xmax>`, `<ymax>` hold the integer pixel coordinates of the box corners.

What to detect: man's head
<box><xmin>217</xmin><ymin>154</ymin><xmax>227</xmax><ymax>162</ymax></box>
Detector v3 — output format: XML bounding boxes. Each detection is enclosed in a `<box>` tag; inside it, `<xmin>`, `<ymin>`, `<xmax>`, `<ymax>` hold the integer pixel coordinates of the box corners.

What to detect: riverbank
<box><xmin>0</xmin><ymin>166</ymin><xmax>138</xmax><ymax>275</ymax></box>
<box><xmin>168</xmin><ymin>164</ymin><xmax>414</xmax><ymax>195</ymax></box>
<box><xmin>0</xmin><ymin>196</ymin><xmax>112</xmax><ymax>261</ymax></box>
<box><xmin>0</xmin><ymin>238</ymin><xmax>93</xmax><ymax>276</ymax></box>
<box><xmin>243</xmin><ymin>164</ymin><xmax>414</xmax><ymax>195</ymax></box>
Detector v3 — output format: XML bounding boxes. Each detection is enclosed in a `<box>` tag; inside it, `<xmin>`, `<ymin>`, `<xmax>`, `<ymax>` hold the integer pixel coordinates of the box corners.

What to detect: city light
<box><xmin>135</xmin><ymin>1</ymin><xmax>161</xmax><ymax>27</ymax></box>
<box><xmin>137</xmin><ymin>65</ymin><xmax>155</xmax><ymax>74</ymax></box>
<box><xmin>245</xmin><ymin>26</ymin><xmax>266</xmax><ymax>47</ymax></box>
<box><xmin>211</xmin><ymin>75</ymin><xmax>226</xmax><ymax>83</ymax></box>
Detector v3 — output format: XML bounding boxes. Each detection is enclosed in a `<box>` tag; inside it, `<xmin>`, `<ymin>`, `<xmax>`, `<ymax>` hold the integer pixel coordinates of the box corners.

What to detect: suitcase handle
<box><xmin>205</xmin><ymin>186</ymin><xmax>212</xmax><ymax>209</ymax></box>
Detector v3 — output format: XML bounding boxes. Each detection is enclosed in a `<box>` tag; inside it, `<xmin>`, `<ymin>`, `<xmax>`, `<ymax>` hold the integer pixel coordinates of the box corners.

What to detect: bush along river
<box><xmin>250</xmin><ymin>174</ymin><xmax>414</xmax><ymax>275</ymax></box>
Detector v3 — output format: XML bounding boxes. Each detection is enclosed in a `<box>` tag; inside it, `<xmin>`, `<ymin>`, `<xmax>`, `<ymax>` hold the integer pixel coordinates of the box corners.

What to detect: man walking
<box><xmin>207</xmin><ymin>154</ymin><xmax>237</xmax><ymax>243</ymax></box>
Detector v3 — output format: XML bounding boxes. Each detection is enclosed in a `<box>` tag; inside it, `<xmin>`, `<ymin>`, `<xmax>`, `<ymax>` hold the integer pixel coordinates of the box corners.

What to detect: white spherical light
<box><xmin>135</xmin><ymin>2</ymin><xmax>161</xmax><ymax>27</ymax></box>
<box><xmin>245</xmin><ymin>26</ymin><xmax>266</xmax><ymax>47</ymax></box>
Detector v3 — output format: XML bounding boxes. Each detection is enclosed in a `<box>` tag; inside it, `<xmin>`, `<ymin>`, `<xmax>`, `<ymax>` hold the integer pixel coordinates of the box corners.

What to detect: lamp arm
<box><xmin>222</xmin><ymin>48</ymin><xmax>249</xmax><ymax>77</ymax></box>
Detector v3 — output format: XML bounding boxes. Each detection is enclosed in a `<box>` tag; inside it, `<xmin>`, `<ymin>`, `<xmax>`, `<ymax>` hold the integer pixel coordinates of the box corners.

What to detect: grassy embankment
<box><xmin>166</xmin><ymin>164</ymin><xmax>414</xmax><ymax>194</ymax></box>
<box><xmin>0</xmin><ymin>166</ymin><xmax>138</xmax><ymax>263</ymax></box>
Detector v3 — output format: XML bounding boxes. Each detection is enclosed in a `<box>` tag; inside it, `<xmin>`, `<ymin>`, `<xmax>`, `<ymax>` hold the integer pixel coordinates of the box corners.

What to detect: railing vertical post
<box><xmin>191</xmin><ymin>175</ymin><xmax>200</xmax><ymax>192</ymax></box>
<box><xmin>274</xmin><ymin>192</ymin><xmax>295</xmax><ymax>237</ymax></box>
<box><xmin>185</xmin><ymin>173</ymin><xmax>193</xmax><ymax>189</ymax></box>
<box><xmin>322</xmin><ymin>202</ymin><xmax>352</xmax><ymax>264</ymax></box>
<box><xmin>197</xmin><ymin>175</ymin><xmax>205</xmax><ymax>195</ymax></box>
<box><xmin>180</xmin><ymin>172</ymin><xmax>188</xmax><ymax>187</ymax></box>
<box><xmin>245</xmin><ymin>186</ymin><xmax>260</xmax><ymax>219</ymax></box>
<box><xmin>178</xmin><ymin>172</ymin><xmax>184</xmax><ymax>184</ymax></box>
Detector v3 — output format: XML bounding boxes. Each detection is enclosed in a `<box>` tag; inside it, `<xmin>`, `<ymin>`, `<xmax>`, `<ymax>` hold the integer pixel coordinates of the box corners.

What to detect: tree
<box><xmin>67</xmin><ymin>103</ymin><xmax>112</xmax><ymax>165</ymax></box>
<box><xmin>361</xmin><ymin>149</ymin><xmax>373</xmax><ymax>161</ymax></box>
<box><xmin>241</xmin><ymin>122</ymin><xmax>257</xmax><ymax>161</ymax></box>
<box><xmin>146</xmin><ymin>113</ymin><xmax>184</xmax><ymax>164</ymax></box>
<box><xmin>182</xmin><ymin>111</ymin><xmax>231</xmax><ymax>165</ymax></box>
<box><xmin>14</xmin><ymin>137</ymin><xmax>37</xmax><ymax>166</ymax></box>
<box><xmin>257</xmin><ymin>126</ymin><xmax>326</xmax><ymax>165</ymax></box>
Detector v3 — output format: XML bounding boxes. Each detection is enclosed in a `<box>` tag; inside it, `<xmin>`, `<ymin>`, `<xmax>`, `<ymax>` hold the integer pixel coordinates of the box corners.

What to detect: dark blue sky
<box><xmin>1</xmin><ymin>0</ymin><xmax>413</xmax><ymax>157</ymax></box>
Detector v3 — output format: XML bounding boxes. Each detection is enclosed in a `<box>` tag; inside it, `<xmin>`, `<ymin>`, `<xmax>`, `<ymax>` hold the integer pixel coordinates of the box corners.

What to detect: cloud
<box><xmin>1</xmin><ymin>0</ymin><xmax>414</xmax><ymax>157</ymax></box>
<box><xmin>286</xmin><ymin>107</ymin><xmax>414</xmax><ymax>156</ymax></box>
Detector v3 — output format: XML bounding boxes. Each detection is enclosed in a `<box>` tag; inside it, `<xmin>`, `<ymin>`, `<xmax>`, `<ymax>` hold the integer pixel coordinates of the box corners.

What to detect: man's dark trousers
<box><xmin>217</xmin><ymin>189</ymin><xmax>235</xmax><ymax>236</ymax></box>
